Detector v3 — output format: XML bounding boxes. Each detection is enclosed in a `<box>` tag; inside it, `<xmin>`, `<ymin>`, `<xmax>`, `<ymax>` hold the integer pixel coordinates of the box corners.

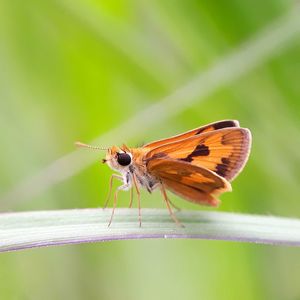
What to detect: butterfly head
<box><xmin>104</xmin><ymin>145</ymin><xmax>133</xmax><ymax>172</ymax></box>
<box><xmin>75</xmin><ymin>142</ymin><xmax>133</xmax><ymax>172</ymax></box>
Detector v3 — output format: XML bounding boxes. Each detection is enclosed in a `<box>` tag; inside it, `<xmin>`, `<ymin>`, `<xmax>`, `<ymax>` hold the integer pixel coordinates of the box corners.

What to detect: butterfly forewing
<box><xmin>145</xmin><ymin>128</ymin><xmax>251</xmax><ymax>182</ymax></box>
<box><xmin>143</xmin><ymin>120</ymin><xmax>240</xmax><ymax>150</ymax></box>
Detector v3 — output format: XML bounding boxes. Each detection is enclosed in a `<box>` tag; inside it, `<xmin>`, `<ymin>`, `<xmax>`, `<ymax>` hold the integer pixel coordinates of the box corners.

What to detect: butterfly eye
<box><xmin>117</xmin><ymin>152</ymin><xmax>132</xmax><ymax>166</ymax></box>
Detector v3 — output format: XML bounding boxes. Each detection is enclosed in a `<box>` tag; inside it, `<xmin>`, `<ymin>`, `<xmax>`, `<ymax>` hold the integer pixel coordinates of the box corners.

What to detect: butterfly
<box><xmin>76</xmin><ymin>120</ymin><xmax>251</xmax><ymax>227</ymax></box>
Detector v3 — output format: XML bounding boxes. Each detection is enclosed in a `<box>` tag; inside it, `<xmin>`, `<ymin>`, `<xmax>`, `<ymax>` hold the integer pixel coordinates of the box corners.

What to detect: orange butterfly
<box><xmin>76</xmin><ymin>120</ymin><xmax>251</xmax><ymax>227</ymax></box>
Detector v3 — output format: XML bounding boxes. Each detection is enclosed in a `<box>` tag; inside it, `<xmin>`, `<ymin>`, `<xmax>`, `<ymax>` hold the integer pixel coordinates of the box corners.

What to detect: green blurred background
<box><xmin>1</xmin><ymin>0</ymin><xmax>300</xmax><ymax>299</ymax></box>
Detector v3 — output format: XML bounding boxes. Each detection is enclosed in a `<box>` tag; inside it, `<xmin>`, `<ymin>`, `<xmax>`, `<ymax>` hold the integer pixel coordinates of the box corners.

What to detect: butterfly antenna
<box><xmin>75</xmin><ymin>141</ymin><xmax>108</xmax><ymax>151</ymax></box>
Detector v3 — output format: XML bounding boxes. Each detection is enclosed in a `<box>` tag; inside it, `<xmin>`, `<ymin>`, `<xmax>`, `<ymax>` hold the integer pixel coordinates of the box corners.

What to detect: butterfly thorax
<box><xmin>129</xmin><ymin>148</ymin><xmax>160</xmax><ymax>192</ymax></box>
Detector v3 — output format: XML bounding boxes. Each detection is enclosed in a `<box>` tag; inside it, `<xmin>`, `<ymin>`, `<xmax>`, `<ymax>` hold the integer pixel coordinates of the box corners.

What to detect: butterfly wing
<box><xmin>147</xmin><ymin>158</ymin><xmax>231</xmax><ymax>206</ymax></box>
<box><xmin>146</xmin><ymin>128</ymin><xmax>251</xmax><ymax>182</ymax></box>
<box><xmin>143</xmin><ymin>120</ymin><xmax>240</xmax><ymax>150</ymax></box>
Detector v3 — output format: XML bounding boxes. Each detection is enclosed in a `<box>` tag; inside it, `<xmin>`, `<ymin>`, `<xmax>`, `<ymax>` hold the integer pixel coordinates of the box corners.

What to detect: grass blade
<box><xmin>1</xmin><ymin>209</ymin><xmax>300</xmax><ymax>252</ymax></box>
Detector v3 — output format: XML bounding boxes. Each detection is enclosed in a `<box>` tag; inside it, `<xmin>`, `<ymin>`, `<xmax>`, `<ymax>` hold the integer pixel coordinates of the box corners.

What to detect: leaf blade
<box><xmin>1</xmin><ymin>208</ymin><xmax>300</xmax><ymax>252</ymax></box>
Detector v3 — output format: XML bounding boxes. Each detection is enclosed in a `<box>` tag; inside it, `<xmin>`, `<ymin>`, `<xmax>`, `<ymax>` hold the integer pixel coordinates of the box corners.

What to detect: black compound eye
<box><xmin>117</xmin><ymin>152</ymin><xmax>131</xmax><ymax>166</ymax></box>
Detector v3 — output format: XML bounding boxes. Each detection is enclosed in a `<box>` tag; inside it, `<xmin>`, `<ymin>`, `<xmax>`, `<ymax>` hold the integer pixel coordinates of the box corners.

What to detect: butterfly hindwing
<box><xmin>147</xmin><ymin>158</ymin><xmax>231</xmax><ymax>206</ymax></box>
<box><xmin>146</xmin><ymin>128</ymin><xmax>251</xmax><ymax>181</ymax></box>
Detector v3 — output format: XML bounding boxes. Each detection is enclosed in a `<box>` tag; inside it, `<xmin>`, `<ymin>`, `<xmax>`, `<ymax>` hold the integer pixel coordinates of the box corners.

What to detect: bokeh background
<box><xmin>1</xmin><ymin>0</ymin><xmax>300</xmax><ymax>299</ymax></box>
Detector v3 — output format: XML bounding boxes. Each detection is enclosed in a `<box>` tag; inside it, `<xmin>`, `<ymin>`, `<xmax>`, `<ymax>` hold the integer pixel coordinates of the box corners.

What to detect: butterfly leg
<box><xmin>132</xmin><ymin>174</ymin><xmax>142</xmax><ymax>227</ymax></box>
<box><xmin>160</xmin><ymin>184</ymin><xmax>184</xmax><ymax>227</ymax></box>
<box><xmin>168</xmin><ymin>198</ymin><xmax>181</xmax><ymax>212</ymax></box>
<box><xmin>108</xmin><ymin>182</ymin><xmax>130</xmax><ymax>227</ymax></box>
<box><xmin>128</xmin><ymin>187</ymin><xmax>134</xmax><ymax>208</ymax></box>
<box><xmin>103</xmin><ymin>174</ymin><xmax>123</xmax><ymax>209</ymax></box>
<box><xmin>107</xmin><ymin>188</ymin><xmax>119</xmax><ymax>227</ymax></box>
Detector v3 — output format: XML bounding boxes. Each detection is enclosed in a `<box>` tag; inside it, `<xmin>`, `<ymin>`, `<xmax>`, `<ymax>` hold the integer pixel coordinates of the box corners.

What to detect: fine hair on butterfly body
<box><xmin>76</xmin><ymin>120</ymin><xmax>252</xmax><ymax>227</ymax></box>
